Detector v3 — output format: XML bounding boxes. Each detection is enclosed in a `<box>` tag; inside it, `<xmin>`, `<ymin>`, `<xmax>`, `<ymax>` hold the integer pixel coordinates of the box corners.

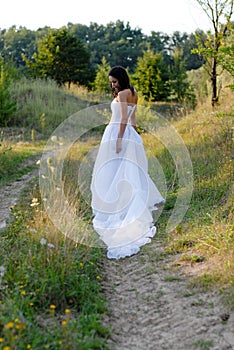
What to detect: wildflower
<box><xmin>0</xmin><ymin>338</ymin><xmax>4</xmax><ymax>343</ymax></box>
<box><xmin>51</xmin><ymin>135</ymin><xmax>58</xmax><ymax>143</ymax></box>
<box><xmin>47</xmin><ymin>243</ymin><xmax>55</xmax><ymax>249</ymax></box>
<box><xmin>79</xmin><ymin>262</ymin><xmax>84</xmax><ymax>267</ymax></box>
<box><xmin>40</xmin><ymin>238</ymin><xmax>47</xmax><ymax>246</ymax></box>
<box><xmin>46</xmin><ymin>157</ymin><xmax>53</xmax><ymax>166</ymax></box>
<box><xmin>29</xmin><ymin>228</ymin><xmax>37</xmax><ymax>234</ymax></box>
<box><xmin>30</xmin><ymin>198</ymin><xmax>39</xmax><ymax>207</ymax></box>
<box><xmin>20</xmin><ymin>290</ymin><xmax>26</xmax><ymax>296</ymax></box>
<box><xmin>16</xmin><ymin>323</ymin><xmax>25</xmax><ymax>330</ymax></box>
<box><xmin>3</xmin><ymin>346</ymin><xmax>11</xmax><ymax>350</ymax></box>
<box><xmin>50</xmin><ymin>304</ymin><xmax>56</xmax><ymax>309</ymax></box>
<box><xmin>61</xmin><ymin>320</ymin><xmax>67</xmax><ymax>326</ymax></box>
<box><xmin>14</xmin><ymin>318</ymin><xmax>19</xmax><ymax>323</ymax></box>
<box><xmin>5</xmin><ymin>321</ymin><xmax>14</xmax><ymax>329</ymax></box>
<box><xmin>27</xmin><ymin>345</ymin><xmax>31</xmax><ymax>349</ymax></box>
<box><xmin>96</xmin><ymin>275</ymin><xmax>101</xmax><ymax>280</ymax></box>
<box><xmin>49</xmin><ymin>166</ymin><xmax>55</xmax><ymax>173</ymax></box>
<box><xmin>65</xmin><ymin>309</ymin><xmax>71</xmax><ymax>314</ymax></box>
<box><xmin>0</xmin><ymin>266</ymin><xmax>6</xmax><ymax>277</ymax></box>
<box><xmin>36</xmin><ymin>159</ymin><xmax>41</xmax><ymax>165</ymax></box>
<box><xmin>29</xmin><ymin>303</ymin><xmax>34</xmax><ymax>306</ymax></box>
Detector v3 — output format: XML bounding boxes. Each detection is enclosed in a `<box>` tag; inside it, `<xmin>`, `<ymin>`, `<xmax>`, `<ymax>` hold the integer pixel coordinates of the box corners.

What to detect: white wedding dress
<box><xmin>91</xmin><ymin>98</ymin><xmax>165</xmax><ymax>259</ymax></box>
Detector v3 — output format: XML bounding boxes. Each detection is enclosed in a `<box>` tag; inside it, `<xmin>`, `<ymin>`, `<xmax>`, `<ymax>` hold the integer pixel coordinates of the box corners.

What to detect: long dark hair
<box><xmin>108</xmin><ymin>66</ymin><xmax>135</xmax><ymax>97</ymax></box>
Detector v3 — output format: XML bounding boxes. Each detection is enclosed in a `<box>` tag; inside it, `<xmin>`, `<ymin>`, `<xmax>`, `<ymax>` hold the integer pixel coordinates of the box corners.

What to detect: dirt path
<box><xmin>1</xmin><ymin>162</ymin><xmax>233</xmax><ymax>350</ymax></box>
<box><xmin>101</xmin><ymin>240</ymin><xmax>234</xmax><ymax>350</ymax></box>
<box><xmin>0</xmin><ymin>159</ymin><xmax>39</xmax><ymax>230</ymax></box>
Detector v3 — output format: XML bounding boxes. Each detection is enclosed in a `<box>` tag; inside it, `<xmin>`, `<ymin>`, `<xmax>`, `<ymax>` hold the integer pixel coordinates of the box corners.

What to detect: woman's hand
<box><xmin>116</xmin><ymin>138</ymin><xmax>122</xmax><ymax>153</ymax></box>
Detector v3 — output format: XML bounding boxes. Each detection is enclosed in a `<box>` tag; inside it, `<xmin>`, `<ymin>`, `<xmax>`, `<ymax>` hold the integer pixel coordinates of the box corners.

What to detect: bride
<box><xmin>91</xmin><ymin>66</ymin><xmax>165</xmax><ymax>259</ymax></box>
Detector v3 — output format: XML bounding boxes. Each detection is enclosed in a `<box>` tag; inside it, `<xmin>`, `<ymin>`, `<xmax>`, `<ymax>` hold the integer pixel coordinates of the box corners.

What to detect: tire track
<box><xmin>101</xmin><ymin>241</ymin><xmax>234</xmax><ymax>350</ymax></box>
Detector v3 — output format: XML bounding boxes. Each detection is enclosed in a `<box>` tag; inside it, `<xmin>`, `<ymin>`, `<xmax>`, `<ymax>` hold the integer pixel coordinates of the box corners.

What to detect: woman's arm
<box><xmin>116</xmin><ymin>91</ymin><xmax>128</xmax><ymax>153</ymax></box>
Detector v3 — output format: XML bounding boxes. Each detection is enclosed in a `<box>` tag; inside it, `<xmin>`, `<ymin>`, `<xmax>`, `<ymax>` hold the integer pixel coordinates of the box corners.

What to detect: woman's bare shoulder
<box><xmin>118</xmin><ymin>89</ymin><xmax>138</xmax><ymax>104</ymax></box>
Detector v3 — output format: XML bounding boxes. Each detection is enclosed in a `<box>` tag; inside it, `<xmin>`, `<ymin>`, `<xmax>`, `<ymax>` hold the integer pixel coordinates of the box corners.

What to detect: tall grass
<box><xmin>9</xmin><ymin>79</ymin><xmax>95</xmax><ymax>138</ymax></box>
<box><xmin>0</xmin><ymin>141</ymin><xmax>44</xmax><ymax>187</ymax></box>
<box><xmin>151</xmin><ymin>87</ymin><xmax>234</xmax><ymax>299</ymax></box>
<box><xmin>0</xmin><ymin>145</ymin><xmax>110</xmax><ymax>349</ymax></box>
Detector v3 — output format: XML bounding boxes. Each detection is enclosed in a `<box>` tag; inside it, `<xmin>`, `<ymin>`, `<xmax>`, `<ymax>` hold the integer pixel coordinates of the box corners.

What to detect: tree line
<box><xmin>0</xmin><ymin>0</ymin><xmax>234</xmax><ymax>126</ymax></box>
<box><xmin>0</xmin><ymin>20</ymin><xmax>205</xmax><ymax>118</ymax></box>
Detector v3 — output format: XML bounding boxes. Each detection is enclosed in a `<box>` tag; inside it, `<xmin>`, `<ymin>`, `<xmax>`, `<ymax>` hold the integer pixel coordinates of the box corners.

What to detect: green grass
<box><xmin>9</xmin><ymin>78</ymin><xmax>99</xmax><ymax>138</ymax></box>
<box><xmin>155</xmin><ymin>90</ymin><xmax>234</xmax><ymax>298</ymax></box>
<box><xmin>141</xmin><ymin>87</ymin><xmax>233</xmax><ymax>306</ymax></box>
<box><xmin>0</xmin><ymin>179</ymin><xmax>110</xmax><ymax>349</ymax></box>
<box><xmin>0</xmin><ymin>141</ymin><xmax>44</xmax><ymax>188</ymax></box>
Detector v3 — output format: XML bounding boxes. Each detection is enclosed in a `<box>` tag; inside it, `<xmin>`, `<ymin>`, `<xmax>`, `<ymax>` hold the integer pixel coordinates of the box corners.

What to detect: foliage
<box><xmin>0</xmin><ymin>180</ymin><xmax>110</xmax><ymax>349</ymax></box>
<box><xmin>69</xmin><ymin>20</ymin><xmax>147</xmax><ymax>72</ymax></box>
<box><xmin>93</xmin><ymin>56</ymin><xmax>111</xmax><ymax>93</ymax></box>
<box><xmin>0</xmin><ymin>56</ymin><xmax>18</xmax><ymax>126</ymax></box>
<box><xmin>218</xmin><ymin>27</ymin><xmax>234</xmax><ymax>88</ymax></box>
<box><xmin>192</xmin><ymin>0</ymin><xmax>234</xmax><ymax>105</ymax></box>
<box><xmin>169</xmin><ymin>48</ymin><xmax>196</xmax><ymax>105</ymax></box>
<box><xmin>132</xmin><ymin>50</ymin><xmax>170</xmax><ymax>101</ymax></box>
<box><xmin>1</xmin><ymin>21</ymin><xmax>205</xmax><ymax>76</ymax></box>
<box><xmin>170</xmin><ymin>30</ymin><xmax>205</xmax><ymax>71</ymax></box>
<box><xmin>23</xmin><ymin>27</ymin><xmax>93</xmax><ymax>87</ymax></box>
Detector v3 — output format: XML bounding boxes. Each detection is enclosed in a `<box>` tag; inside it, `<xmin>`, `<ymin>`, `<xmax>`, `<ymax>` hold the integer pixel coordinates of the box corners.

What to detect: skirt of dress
<box><xmin>90</xmin><ymin>122</ymin><xmax>165</xmax><ymax>259</ymax></box>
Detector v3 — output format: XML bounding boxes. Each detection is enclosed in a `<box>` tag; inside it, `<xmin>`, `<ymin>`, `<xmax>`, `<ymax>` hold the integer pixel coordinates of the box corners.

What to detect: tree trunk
<box><xmin>211</xmin><ymin>57</ymin><xmax>218</xmax><ymax>106</ymax></box>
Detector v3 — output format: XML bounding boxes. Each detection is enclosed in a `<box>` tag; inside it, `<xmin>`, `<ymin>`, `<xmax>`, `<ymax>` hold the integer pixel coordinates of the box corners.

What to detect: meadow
<box><xmin>0</xmin><ymin>77</ymin><xmax>233</xmax><ymax>349</ymax></box>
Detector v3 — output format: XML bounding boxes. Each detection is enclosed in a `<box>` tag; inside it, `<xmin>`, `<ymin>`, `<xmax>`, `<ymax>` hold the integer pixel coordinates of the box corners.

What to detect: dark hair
<box><xmin>108</xmin><ymin>65</ymin><xmax>135</xmax><ymax>97</ymax></box>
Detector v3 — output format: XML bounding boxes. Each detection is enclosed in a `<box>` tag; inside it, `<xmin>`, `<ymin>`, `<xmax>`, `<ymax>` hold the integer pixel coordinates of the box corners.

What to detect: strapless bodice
<box><xmin>110</xmin><ymin>98</ymin><xmax>136</xmax><ymax>123</ymax></box>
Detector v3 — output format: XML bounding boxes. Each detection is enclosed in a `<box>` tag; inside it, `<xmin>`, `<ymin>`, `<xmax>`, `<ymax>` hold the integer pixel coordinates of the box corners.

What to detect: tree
<box><xmin>192</xmin><ymin>0</ymin><xmax>234</xmax><ymax>106</ymax></box>
<box><xmin>0</xmin><ymin>26</ymin><xmax>37</xmax><ymax>73</ymax></box>
<box><xmin>132</xmin><ymin>50</ymin><xmax>170</xmax><ymax>101</ymax></box>
<box><xmin>219</xmin><ymin>23</ymin><xmax>234</xmax><ymax>88</ymax></box>
<box><xmin>24</xmin><ymin>27</ymin><xmax>93</xmax><ymax>86</ymax></box>
<box><xmin>93</xmin><ymin>57</ymin><xmax>111</xmax><ymax>93</ymax></box>
<box><xmin>169</xmin><ymin>48</ymin><xmax>191</xmax><ymax>102</ymax></box>
<box><xmin>0</xmin><ymin>56</ymin><xmax>17</xmax><ymax>126</ymax></box>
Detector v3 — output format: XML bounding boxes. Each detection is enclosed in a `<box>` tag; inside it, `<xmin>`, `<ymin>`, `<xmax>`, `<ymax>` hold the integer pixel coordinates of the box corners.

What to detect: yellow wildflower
<box><xmin>5</xmin><ymin>322</ymin><xmax>14</xmax><ymax>329</ymax></box>
<box><xmin>16</xmin><ymin>323</ymin><xmax>25</xmax><ymax>330</ymax></box>
<box><xmin>61</xmin><ymin>320</ymin><xmax>67</xmax><ymax>326</ymax></box>
<box><xmin>96</xmin><ymin>275</ymin><xmax>101</xmax><ymax>280</ymax></box>
<box><xmin>0</xmin><ymin>338</ymin><xmax>4</xmax><ymax>343</ymax></box>
<box><xmin>20</xmin><ymin>290</ymin><xmax>26</xmax><ymax>296</ymax></box>
<box><xmin>3</xmin><ymin>346</ymin><xmax>11</xmax><ymax>350</ymax></box>
<box><xmin>50</xmin><ymin>304</ymin><xmax>56</xmax><ymax>309</ymax></box>
<box><xmin>27</xmin><ymin>345</ymin><xmax>31</xmax><ymax>349</ymax></box>
<box><xmin>65</xmin><ymin>309</ymin><xmax>71</xmax><ymax>314</ymax></box>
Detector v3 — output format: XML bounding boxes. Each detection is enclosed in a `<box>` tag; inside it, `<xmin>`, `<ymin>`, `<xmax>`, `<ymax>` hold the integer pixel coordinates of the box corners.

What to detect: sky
<box><xmin>1</xmin><ymin>0</ymin><xmax>213</xmax><ymax>35</ymax></box>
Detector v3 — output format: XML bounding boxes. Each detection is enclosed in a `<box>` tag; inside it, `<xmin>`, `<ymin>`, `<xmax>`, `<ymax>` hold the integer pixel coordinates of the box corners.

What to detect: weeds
<box><xmin>0</xmin><ymin>179</ymin><xmax>110</xmax><ymax>349</ymax></box>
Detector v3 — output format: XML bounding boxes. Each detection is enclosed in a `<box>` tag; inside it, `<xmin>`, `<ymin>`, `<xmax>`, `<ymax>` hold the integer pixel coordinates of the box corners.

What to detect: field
<box><xmin>0</xmin><ymin>79</ymin><xmax>233</xmax><ymax>349</ymax></box>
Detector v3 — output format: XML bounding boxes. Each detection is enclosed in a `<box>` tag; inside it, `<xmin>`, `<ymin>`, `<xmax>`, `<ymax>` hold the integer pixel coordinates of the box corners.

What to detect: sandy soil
<box><xmin>101</xmin><ymin>240</ymin><xmax>234</xmax><ymax>350</ymax></box>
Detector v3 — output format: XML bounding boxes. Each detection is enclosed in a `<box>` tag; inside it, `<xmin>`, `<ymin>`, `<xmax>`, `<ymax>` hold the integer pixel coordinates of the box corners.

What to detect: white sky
<box><xmin>2</xmin><ymin>0</ymin><xmax>214</xmax><ymax>35</ymax></box>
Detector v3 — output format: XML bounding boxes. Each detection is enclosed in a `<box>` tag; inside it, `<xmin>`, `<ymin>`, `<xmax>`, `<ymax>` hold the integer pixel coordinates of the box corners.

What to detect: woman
<box><xmin>91</xmin><ymin>66</ymin><xmax>165</xmax><ymax>259</ymax></box>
